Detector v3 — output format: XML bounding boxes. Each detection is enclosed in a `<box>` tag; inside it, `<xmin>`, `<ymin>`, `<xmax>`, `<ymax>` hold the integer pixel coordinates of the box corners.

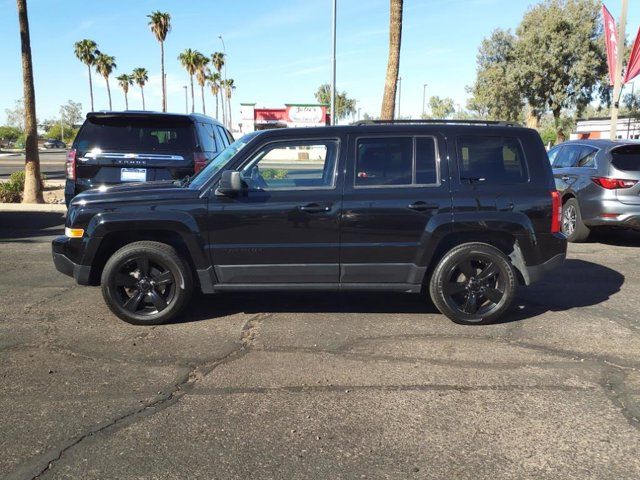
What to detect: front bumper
<box><xmin>52</xmin><ymin>236</ymin><xmax>92</xmax><ymax>285</ymax></box>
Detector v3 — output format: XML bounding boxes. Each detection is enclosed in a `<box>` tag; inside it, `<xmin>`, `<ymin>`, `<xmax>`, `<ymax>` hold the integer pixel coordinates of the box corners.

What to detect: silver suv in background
<box><xmin>549</xmin><ymin>140</ymin><xmax>640</xmax><ymax>242</ymax></box>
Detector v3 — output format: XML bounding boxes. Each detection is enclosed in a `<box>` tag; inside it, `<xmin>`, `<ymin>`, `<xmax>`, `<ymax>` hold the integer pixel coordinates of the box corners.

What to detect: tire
<box><xmin>101</xmin><ymin>241</ymin><xmax>193</xmax><ymax>325</ymax></box>
<box><xmin>429</xmin><ymin>243</ymin><xmax>517</xmax><ymax>325</ymax></box>
<box><xmin>561</xmin><ymin>198</ymin><xmax>590</xmax><ymax>243</ymax></box>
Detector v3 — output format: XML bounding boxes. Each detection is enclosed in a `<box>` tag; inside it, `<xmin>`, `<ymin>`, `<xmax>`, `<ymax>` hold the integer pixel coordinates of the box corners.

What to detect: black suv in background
<box><xmin>53</xmin><ymin>120</ymin><xmax>566</xmax><ymax>326</ymax></box>
<box><xmin>64</xmin><ymin>111</ymin><xmax>233</xmax><ymax>205</ymax></box>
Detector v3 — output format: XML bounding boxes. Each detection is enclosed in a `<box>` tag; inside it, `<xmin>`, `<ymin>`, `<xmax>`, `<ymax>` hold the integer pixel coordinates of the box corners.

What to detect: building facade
<box><xmin>571</xmin><ymin>117</ymin><xmax>640</xmax><ymax>140</ymax></box>
<box><xmin>240</xmin><ymin>103</ymin><xmax>330</xmax><ymax>134</ymax></box>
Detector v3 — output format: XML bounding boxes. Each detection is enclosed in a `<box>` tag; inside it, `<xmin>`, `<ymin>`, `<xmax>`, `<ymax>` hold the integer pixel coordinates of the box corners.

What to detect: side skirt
<box><xmin>211</xmin><ymin>283</ymin><xmax>422</xmax><ymax>293</ymax></box>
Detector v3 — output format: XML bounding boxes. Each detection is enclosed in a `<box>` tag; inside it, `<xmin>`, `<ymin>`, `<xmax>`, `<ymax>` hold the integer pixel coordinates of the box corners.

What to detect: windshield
<box><xmin>188</xmin><ymin>132</ymin><xmax>258</xmax><ymax>189</ymax></box>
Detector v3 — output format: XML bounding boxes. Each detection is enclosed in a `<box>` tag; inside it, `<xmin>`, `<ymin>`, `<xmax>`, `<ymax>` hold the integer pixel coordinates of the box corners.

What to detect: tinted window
<box><xmin>577</xmin><ymin>146</ymin><xmax>598</xmax><ymax>168</ymax></box>
<box><xmin>355</xmin><ymin>137</ymin><xmax>413</xmax><ymax>186</ymax></box>
<box><xmin>216</xmin><ymin>126</ymin><xmax>229</xmax><ymax>147</ymax></box>
<box><xmin>611</xmin><ymin>145</ymin><xmax>640</xmax><ymax>171</ymax></box>
<box><xmin>457</xmin><ymin>135</ymin><xmax>527</xmax><ymax>183</ymax></box>
<box><xmin>415</xmin><ymin>137</ymin><xmax>438</xmax><ymax>184</ymax></box>
<box><xmin>241</xmin><ymin>140</ymin><xmax>338</xmax><ymax>190</ymax></box>
<box><xmin>196</xmin><ymin>123</ymin><xmax>218</xmax><ymax>153</ymax></box>
<box><xmin>75</xmin><ymin>116</ymin><xmax>196</xmax><ymax>156</ymax></box>
<box><xmin>554</xmin><ymin>145</ymin><xmax>582</xmax><ymax>168</ymax></box>
<box><xmin>548</xmin><ymin>146</ymin><xmax>561</xmax><ymax>165</ymax></box>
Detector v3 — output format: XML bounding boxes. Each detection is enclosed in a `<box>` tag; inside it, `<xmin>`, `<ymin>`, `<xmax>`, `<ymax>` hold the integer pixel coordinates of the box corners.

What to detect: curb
<box><xmin>0</xmin><ymin>203</ymin><xmax>66</xmax><ymax>213</ymax></box>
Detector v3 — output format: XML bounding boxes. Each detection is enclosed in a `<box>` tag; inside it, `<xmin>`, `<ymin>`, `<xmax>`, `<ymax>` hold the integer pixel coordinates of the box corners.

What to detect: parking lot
<box><xmin>1</xmin><ymin>211</ymin><xmax>639</xmax><ymax>479</ymax></box>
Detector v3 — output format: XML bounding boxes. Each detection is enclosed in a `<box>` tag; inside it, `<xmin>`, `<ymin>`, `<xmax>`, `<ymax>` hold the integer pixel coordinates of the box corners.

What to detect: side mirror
<box><xmin>215</xmin><ymin>170</ymin><xmax>243</xmax><ymax>196</ymax></box>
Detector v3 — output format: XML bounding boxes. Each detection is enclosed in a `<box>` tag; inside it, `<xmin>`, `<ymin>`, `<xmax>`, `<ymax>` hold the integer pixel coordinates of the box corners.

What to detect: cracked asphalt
<box><xmin>1</xmin><ymin>211</ymin><xmax>639</xmax><ymax>479</ymax></box>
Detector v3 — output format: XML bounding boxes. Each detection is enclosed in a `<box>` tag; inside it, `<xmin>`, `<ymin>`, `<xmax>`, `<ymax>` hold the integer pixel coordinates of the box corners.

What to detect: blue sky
<box><xmin>1</xmin><ymin>0</ymin><xmax>639</xmax><ymax>127</ymax></box>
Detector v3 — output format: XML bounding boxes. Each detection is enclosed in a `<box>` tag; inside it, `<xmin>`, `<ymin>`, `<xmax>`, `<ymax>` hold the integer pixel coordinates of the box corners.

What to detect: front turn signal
<box><xmin>65</xmin><ymin>227</ymin><xmax>84</xmax><ymax>238</ymax></box>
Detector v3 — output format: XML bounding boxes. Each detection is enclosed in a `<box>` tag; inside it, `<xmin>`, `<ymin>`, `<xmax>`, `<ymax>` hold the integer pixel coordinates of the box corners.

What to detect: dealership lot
<box><xmin>1</xmin><ymin>212</ymin><xmax>639</xmax><ymax>479</ymax></box>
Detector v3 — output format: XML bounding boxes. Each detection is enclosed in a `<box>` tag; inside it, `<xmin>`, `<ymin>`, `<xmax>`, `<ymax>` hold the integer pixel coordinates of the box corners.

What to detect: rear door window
<box><xmin>74</xmin><ymin>116</ymin><xmax>196</xmax><ymax>156</ymax></box>
<box><xmin>554</xmin><ymin>145</ymin><xmax>582</xmax><ymax>168</ymax></box>
<box><xmin>611</xmin><ymin>145</ymin><xmax>640</xmax><ymax>171</ymax></box>
<box><xmin>456</xmin><ymin>135</ymin><xmax>528</xmax><ymax>183</ymax></box>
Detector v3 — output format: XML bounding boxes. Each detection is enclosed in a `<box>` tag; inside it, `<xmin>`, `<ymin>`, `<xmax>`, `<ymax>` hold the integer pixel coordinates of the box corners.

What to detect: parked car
<box><xmin>548</xmin><ymin>139</ymin><xmax>640</xmax><ymax>242</ymax></box>
<box><xmin>52</xmin><ymin>120</ymin><xmax>566</xmax><ymax>326</ymax></box>
<box><xmin>64</xmin><ymin>111</ymin><xmax>234</xmax><ymax>206</ymax></box>
<box><xmin>43</xmin><ymin>139</ymin><xmax>66</xmax><ymax>149</ymax></box>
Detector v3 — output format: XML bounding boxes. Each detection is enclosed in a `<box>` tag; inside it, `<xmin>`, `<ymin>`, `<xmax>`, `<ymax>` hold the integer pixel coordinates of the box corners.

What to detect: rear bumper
<box><xmin>52</xmin><ymin>236</ymin><xmax>92</xmax><ymax>285</ymax></box>
<box><xmin>583</xmin><ymin>199</ymin><xmax>640</xmax><ymax>229</ymax></box>
<box><xmin>585</xmin><ymin>213</ymin><xmax>640</xmax><ymax>229</ymax></box>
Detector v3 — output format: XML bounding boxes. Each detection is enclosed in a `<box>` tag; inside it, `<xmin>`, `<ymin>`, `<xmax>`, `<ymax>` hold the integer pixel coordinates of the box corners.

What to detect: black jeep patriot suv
<box><xmin>52</xmin><ymin>120</ymin><xmax>566</xmax><ymax>326</ymax></box>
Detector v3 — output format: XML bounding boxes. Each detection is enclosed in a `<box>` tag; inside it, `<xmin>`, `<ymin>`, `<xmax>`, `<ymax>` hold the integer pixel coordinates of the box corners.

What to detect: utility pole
<box><xmin>219</xmin><ymin>35</ymin><xmax>229</xmax><ymax>128</ymax></box>
<box><xmin>610</xmin><ymin>0</ymin><xmax>628</xmax><ymax>140</ymax></box>
<box><xmin>628</xmin><ymin>81</ymin><xmax>635</xmax><ymax>139</ymax></box>
<box><xmin>183</xmin><ymin>86</ymin><xmax>188</xmax><ymax>114</ymax></box>
<box><xmin>330</xmin><ymin>0</ymin><xmax>337</xmax><ymax>126</ymax></box>
<box><xmin>422</xmin><ymin>83</ymin><xmax>427</xmax><ymax>117</ymax></box>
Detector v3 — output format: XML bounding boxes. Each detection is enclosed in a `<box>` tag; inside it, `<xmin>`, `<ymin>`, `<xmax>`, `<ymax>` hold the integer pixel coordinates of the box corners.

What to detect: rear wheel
<box><xmin>101</xmin><ymin>241</ymin><xmax>193</xmax><ymax>325</ymax></box>
<box><xmin>429</xmin><ymin>243</ymin><xmax>517</xmax><ymax>325</ymax></box>
<box><xmin>562</xmin><ymin>198</ymin><xmax>590</xmax><ymax>242</ymax></box>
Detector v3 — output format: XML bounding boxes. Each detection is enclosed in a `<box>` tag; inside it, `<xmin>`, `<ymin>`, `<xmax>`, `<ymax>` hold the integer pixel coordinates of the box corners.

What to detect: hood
<box><xmin>70</xmin><ymin>180</ymin><xmax>200</xmax><ymax>207</ymax></box>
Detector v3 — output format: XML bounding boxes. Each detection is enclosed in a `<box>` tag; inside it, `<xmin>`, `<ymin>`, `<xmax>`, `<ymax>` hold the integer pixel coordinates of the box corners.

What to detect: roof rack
<box><xmin>351</xmin><ymin>119</ymin><xmax>522</xmax><ymax>127</ymax></box>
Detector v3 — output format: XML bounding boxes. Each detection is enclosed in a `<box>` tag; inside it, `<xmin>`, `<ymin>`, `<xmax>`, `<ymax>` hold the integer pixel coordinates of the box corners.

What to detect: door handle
<box><xmin>561</xmin><ymin>176</ymin><xmax>570</xmax><ymax>181</ymax></box>
<box><xmin>298</xmin><ymin>203</ymin><xmax>331</xmax><ymax>213</ymax></box>
<box><xmin>407</xmin><ymin>201</ymin><xmax>437</xmax><ymax>212</ymax></box>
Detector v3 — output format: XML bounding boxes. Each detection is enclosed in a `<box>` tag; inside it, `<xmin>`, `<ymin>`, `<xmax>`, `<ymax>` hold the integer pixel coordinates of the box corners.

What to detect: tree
<box><xmin>60</xmin><ymin>100</ymin><xmax>83</xmax><ymax>126</ymax></box>
<box><xmin>178</xmin><ymin>49</ymin><xmax>202</xmax><ymax>113</ymax></box>
<box><xmin>147</xmin><ymin>11</ymin><xmax>171</xmax><ymax>112</ymax></box>
<box><xmin>194</xmin><ymin>54</ymin><xmax>210</xmax><ymax>114</ymax></box>
<box><xmin>467</xmin><ymin>29</ymin><xmax>523</xmax><ymax>122</ymax></box>
<box><xmin>314</xmin><ymin>84</ymin><xmax>356</xmax><ymax>121</ymax></box>
<box><xmin>514</xmin><ymin>0</ymin><xmax>606</xmax><ymax>141</ymax></box>
<box><xmin>132</xmin><ymin>68</ymin><xmax>148</xmax><ymax>110</ymax></box>
<box><xmin>0</xmin><ymin>126</ymin><xmax>22</xmax><ymax>145</ymax></box>
<box><xmin>116</xmin><ymin>74</ymin><xmax>133</xmax><ymax>110</ymax></box>
<box><xmin>423</xmin><ymin>96</ymin><xmax>456</xmax><ymax>119</ymax></box>
<box><xmin>223</xmin><ymin>78</ymin><xmax>235</xmax><ymax>128</ymax></box>
<box><xmin>380</xmin><ymin>0</ymin><xmax>403</xmax><ymax>119</ymax></box>
<box><xmin>73</xmin><ymin>39</ymin><xmax>99</xmax><ymax>112</ymax></box>
<box><xmin>16</xmin><ymin>0</ymin><xmax>42</xmax><ymax>203</ymax></box>
<box><xmin>207</xmin><ymin>71</ymin><xmax>222</xmax><ymax>120</ymax></box>
<box><xmin>211</xmin><ymin>52</ymin><xmax>226</xmax><ymax>123</ymax></box>
<box><xmin>95</xmin><ymin>53</ymin><xmax>116</xmax><ymax>110</ymax></box>
<box><xmin>4</xmin><ymin>99</ymin><xmax>25</xmax><ymax>130</ymax></box>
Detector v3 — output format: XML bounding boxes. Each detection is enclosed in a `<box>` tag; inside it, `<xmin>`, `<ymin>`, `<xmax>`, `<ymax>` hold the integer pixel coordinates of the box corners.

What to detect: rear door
<box><xmin>339</xmin><ymin>133</ymin><xmax>451</xmax><ymax>285</ymax></box>
<box><xmin>74</xmin><ymin>115</ymin><xmax>197</xmax><ymax>187</ymax></box>
<box><xmin>610</xmin><ymin>144</ymin><xmax>640</xmax><ymax>205</ymax></box>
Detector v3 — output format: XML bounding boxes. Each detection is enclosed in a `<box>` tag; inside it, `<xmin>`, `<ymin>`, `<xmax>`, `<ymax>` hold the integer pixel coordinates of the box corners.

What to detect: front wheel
<box><xmin>101</xmin><ymin>241</ymin><xmax>193</xmax><ymax>325</ymax></box>
<box><xmin>429</xmin><ymin>243</ymin><xmax>517</xmax><ymax>325</ymax></box>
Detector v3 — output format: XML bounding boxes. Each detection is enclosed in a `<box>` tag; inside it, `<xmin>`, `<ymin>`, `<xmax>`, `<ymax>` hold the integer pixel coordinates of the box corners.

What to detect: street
<box><xmin>1</xmin><ymin>212</ymin><xmax>639</xmax><ymax>479</ymax></box>
<box><xmin>0</xmin><ymin>150</ymin><xmax>66</xmax><ymax>180</ymax></box>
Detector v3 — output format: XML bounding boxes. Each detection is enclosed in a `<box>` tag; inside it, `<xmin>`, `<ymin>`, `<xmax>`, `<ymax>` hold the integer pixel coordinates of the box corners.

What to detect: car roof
<box><xmin>85</xmin><ymin>110</ymin><xmax>225</xmax><ymax>126</ymax></box>
<box><xmin>554</xmin><ymin>139</ymin><xmax>640</xmax><ymax>149</ymax></box>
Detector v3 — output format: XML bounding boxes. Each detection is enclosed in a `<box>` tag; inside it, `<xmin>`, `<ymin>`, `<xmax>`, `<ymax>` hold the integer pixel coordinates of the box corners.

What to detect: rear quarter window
<box><xmin>611</xmin><ymin>145</ymin><xmax>640</xmax><ymax>171</ymax></box>
<box><xmin>457</xmin><ymin>135</ymin><xmax>528</xmax><ymax>184</ymax></box>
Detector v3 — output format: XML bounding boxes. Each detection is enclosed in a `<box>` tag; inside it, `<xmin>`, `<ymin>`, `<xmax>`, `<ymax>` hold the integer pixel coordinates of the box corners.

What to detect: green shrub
<box><xmin>261</xmin><ymin>168</ymin><xmax>288</xmax><ymax>180</ymax></box>
<box><xmin>0</xmin><ymin>171</ymin><xmax>25</xmax><ymax>203</ymax></box>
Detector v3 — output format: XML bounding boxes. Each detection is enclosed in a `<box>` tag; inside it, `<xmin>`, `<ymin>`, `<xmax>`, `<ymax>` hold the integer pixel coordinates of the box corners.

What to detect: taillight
<box><xmin>591</xmin><ymin>177</ymin><xmax>638</xmax><ymax>189</ymax></box>
<box><xmin>194</xmin><ymin>152</ymin><xmax>207</xmax><ymax>174</ymax></box>
<box><xmin>551</xmin><ymin>190</ymin><xmax>561</xmax><ymax>234</ymax></box>
<box><xmin>66</xmin><ymin>149</ymin><xmax>76</xmax><ymax>180</ymax></box>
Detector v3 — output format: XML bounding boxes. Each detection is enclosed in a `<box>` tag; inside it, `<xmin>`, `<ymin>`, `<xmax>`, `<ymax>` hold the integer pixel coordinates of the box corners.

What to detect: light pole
<box><xmin>396</xmin><ymin>76</ymin><xmax>402</xmax><ymax>119</ymax></box>
<box><xmin>330</xmin><ymin>0</ymin><xmax>337</xmax><ymax>126</ymax></box>
<box><xmin>183</xmin><ymin>86</ymin><xmax>188</xmax><ymax>114</ymax></box>
<box><xmin>219</xmin><ymin>35</ymin><xmax>229</xmax><ymax>129</ymax></box>
<box><xmin>422</xmin><ymin>83</ymin><xmax>428</xmax><ymax>117</ymax></box>
<box><xmin>610</xmin><ymin>0</ymin><xmax>629</xmax><ymax>140</ymax></box>
<box><xmin>357</xmin><ymin>107</ymin><xmax>361</xmax><ymax>121</ymax></box>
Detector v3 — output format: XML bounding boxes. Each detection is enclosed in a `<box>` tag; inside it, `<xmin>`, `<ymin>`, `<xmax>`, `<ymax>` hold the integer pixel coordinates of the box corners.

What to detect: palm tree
<box><xmin>178</xmin><ymin>49</ymin><xmax>202</xmax><ymax>113</ymax></box>
<box><xmin>16</xmin><ymin>0</ymin><xmax>43</xmax><ymax>203</ymax></box>
<box><xmin>147</xmin><ymin>11</ymin><xmax>171</xmax><ymax>112</ymax></box>
<box><xmin>223</xmin><ymin>78</ymin><xmax>235</xmax><ymax>129</ymax></box>
<box><xmin>207</xmin><ymin>71</ymin><xmax>221</xmax><ymax>120</ymax></box>
<box><xmin>132</xmin><ymin>67</ymin><xmax>149</xmax><ymax>110</ymax></box>
<box><xmin>95</xmin><ymin>53</ymin><xmax>116</xmax><ymax>110</ymax></box>
<box><xmin>380</xmin><ymin>0</ymin><xmax>403</xmax><ymax>119</ymax></box>
<box><xmin>194</xmin><ymin>54</ymin><xmax>210</xmax><ymax>114</ymax></box>
<box><xmin>116</xmin><ymin>74</ymin><xmax>133</xmax><ymax>110</ymax></box>
<box><xmin>211</xmin><ymin>52</ymin><xmax>226</xmax><ymax>124</ymax></box>
<box><xmin>73</xmin><ymin>39</ymin><xmax>99</xmax><ymax>112</ymax></box>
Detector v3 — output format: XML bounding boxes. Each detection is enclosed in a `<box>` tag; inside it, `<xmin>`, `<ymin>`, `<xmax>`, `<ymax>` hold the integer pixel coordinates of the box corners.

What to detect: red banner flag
<box><xmin>624</xmin><ymin>26</ymin><xmax>640</xmax><ymax>84</ymax></box>
<box><xmin>602</xmin><ymin>5</ymin><xmax>619</xmax><ymax>86</ymax></box>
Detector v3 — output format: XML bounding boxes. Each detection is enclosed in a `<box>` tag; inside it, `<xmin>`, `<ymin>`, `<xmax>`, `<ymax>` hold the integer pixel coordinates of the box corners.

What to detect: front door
<box><xmin>207</xmin><ymin>136</ymin><xmax>344</xmax><ymax>284</ymax></box>
<box><xmin>340</xmin><ymin>132</ymin><xmax>451</xmax><ymax>284</ymax></box>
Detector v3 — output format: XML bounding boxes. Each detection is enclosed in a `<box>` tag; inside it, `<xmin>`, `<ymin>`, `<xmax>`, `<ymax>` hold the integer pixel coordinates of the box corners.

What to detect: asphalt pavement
<box><xmin>1</xmin><ymin>212</ymin><xmax>639</xmax><ymax>479</ymax></box>
<box><xmin>0</xmin><ymin>150</ymin><xmax>66</xmax><ymax>180</ymax></box>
